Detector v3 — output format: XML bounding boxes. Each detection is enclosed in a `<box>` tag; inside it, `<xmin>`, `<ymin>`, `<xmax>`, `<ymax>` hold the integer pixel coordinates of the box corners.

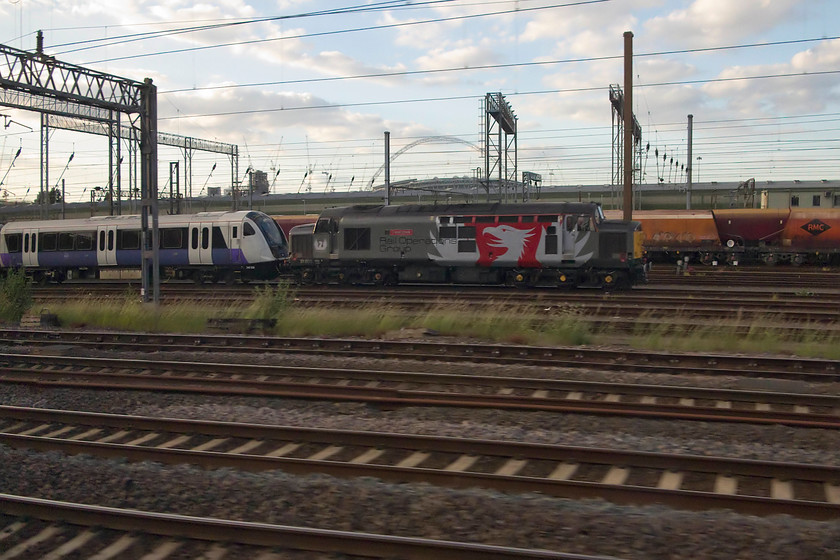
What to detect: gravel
<box><xmin>1</xmin><ymin>339</ymin><xmax>839</xmax><ymax>559</ymax></box>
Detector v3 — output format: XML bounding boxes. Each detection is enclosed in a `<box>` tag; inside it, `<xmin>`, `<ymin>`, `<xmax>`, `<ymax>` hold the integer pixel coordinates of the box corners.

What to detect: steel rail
<box><xmin>0</xmin><ymin>494</ymin><xmax>604</xmax><ymax>559</ymax></box>
<box><xmin>1</xmin><ymin>353</ymin><xmax>838</xmax><ymax>428</ymax></box>
<box><xmin>2</xmin><ymin>329</ymin><xmax>838</xmax><ymax>381</ymax></box>
<box><xmin>2</xmin><ymin>406</ymin><xmax>840</xmax><ymax>520</ymax></box>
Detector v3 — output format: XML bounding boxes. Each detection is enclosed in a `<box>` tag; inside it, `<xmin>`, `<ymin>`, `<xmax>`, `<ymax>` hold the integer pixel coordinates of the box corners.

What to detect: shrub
<box><xmin>0</xmin><ymin>269</ymin><xmax>33</xmax><ymax>323</ymax></box>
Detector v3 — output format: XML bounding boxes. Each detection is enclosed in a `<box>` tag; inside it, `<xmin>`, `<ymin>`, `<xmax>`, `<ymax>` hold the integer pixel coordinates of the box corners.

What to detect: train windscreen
<box><xmin>249</xmin><ymin>212</ymin><xmax>288</xmax><ymax>250</ymax></box>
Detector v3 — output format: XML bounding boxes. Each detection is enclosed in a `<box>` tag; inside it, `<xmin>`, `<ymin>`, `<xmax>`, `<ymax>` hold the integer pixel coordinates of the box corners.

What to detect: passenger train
<box><xmin>0</xmin><ymin>210</ymin><xmax>288</xmax><ymax>283</ymax></box>
<box><xmin>284</xmin><ymin>201</ymin><xmax>648</xmax><ymax>288</ymax></box>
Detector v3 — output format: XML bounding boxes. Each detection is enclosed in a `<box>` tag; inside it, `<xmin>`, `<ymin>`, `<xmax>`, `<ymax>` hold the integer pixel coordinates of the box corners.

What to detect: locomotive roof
<box><xmin>322</xmin><ymin>201</ymin><xmax>601</xmax><ymax>217</ymax></box>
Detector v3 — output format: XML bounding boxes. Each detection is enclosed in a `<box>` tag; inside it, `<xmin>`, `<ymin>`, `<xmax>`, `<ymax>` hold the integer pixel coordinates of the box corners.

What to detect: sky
<box><xmin>0</xmin><ymin>0</ymin><xmax>838</xmax><ymax>203</ymax></box>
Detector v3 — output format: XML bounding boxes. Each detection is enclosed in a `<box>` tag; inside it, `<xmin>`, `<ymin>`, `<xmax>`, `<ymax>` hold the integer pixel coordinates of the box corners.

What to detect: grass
<box><xmin>17</xmin><ymin>282</ymin><xmax>840</xmax><ymax>360</ymax></box>
<box><xmin>0</xmin><ymin>269</ymin><xmax>33</xmax><ymax>323</ymax></box>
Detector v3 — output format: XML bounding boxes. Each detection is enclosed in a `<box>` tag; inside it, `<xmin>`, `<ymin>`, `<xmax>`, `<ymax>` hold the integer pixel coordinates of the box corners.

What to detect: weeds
<box><xmin>32</xmin><ymin>288</ymin><xmax>840</xmax><ymax>359</ymax></box>
<box><xmin>0</xmin><ymin>269</ymin><xmax>33</xmax><ymax>323</ymax></box>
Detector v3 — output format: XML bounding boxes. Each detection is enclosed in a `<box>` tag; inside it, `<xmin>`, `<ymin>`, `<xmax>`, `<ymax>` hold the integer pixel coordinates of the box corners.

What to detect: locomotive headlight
<box><xmin>559</xmin><ymin>274</ymin><xmax>567</xmax><ymax>283</ymax></box>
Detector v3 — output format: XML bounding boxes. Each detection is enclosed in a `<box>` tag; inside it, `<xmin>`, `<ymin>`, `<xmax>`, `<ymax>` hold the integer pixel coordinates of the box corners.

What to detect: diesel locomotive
<box><xmin>286</xmin><ymin>202</ymin><xmax>647</xmax><ymax>288</ymax></box>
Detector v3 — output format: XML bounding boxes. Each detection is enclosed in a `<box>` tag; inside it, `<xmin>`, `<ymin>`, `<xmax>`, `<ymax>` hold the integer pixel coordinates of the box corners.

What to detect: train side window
<box><xmin>439</xmin><ymin>226</ymin><xmax>457</xmax><ymax>239</ymax></box>
<box><xmin>76</xmin><ymin>233</ymin><xmax>93</xmax><ymax>251</ymax></box>
<box><xmin>439</xmin><ymin>216</ymin><xmax>451</xmax><ymax>224</ymax></box>
<box><xmin>344</xmin><ymin>228</ymin><xmax>370</xmax><ymax>251</ymax></box>
<box><xmin>201</xmin><ymin>227</ymin><xmax>210</xmax><ymax>249</ymax></box>
<box><xmin>119</xmin><ymin>230</ymin><xmax>141</xmax><ymax>250</ymax></box>
<box><xmin>5</xmin><ymin>233</ymin><xmax>21</xmax><ymax>253</ymax></box>
<box><xmin>232</xmin><ymin>226</ymin><xmax>238</xmax><ymax>239</ymax></box>
<box><xmin>545</xmin><ymin>234</ymin><xmax>558</xmax><ymax>254</ymax></box>
<box><xmin>212</xmin><ymin>227</ymin><xmax>228</xmax><ymax>249</ymax></box>
<box><xmin>476</xmin><ymin>216</ymin><xmax>495</xmax><ymax>223</ymax></box>
<box><xmin>538</xmin><ymin>215</ymin><xmax>556</xmax><ymax>223</ymax></box>
<box><xmin>41</xmin><ymin>233</ymin><xmax>57</xmax><ymax>252</ymax></box>
<box><xmin>98</xmin><ymin>231</ymin><xmax>105</xmax><ymax>251</ymax></box>
<box><xmin>191</xmin><ymin>227</ymin><xmax>199</xmax><ymax>249</ymax></box>
<box><xmin>500</xmin><ymin>215</ymin><xmax>518</xmax><ymax>222</ymax></box>
<box><xmin>58</xmin><ymin>233</ymin><xmax>75</xmax><ymax>251</ymax></box>
<box><xmin>243</xmin><ymin>222</ymin><xmax>256</xmax><ymax>236</ymax></box>
<box><xmin>521</xmin><ymin>216</ymin><xmax>535</xmax><ymax>223</ymax></box>
<box><xmin>458</xmin><ymin>240</ymin><xmax>476</xmax><ymax>252</ymax></box>
<box><xmin>813</xmin><ymin>195</ymin><xmax>821</xmax><ymax>207</ymax></box>
<box><xmin>791</xmin><ymin>195</ymin><xmax>800</xmax><ymax>207</ymax></box>
<box><xmin>458</xmin><ymin>226</ymin><xmax>476</xmax><ymax>239</ymax></box>
<box><xmin>162</xmin><ymin>229</ymin><xmax>184</xmax><ymax>250</ymax></box>
<box><xmin>835</xmin><ymin>194</ymin><xmax>840</xmax><ymax>207</ymax></box>
<box><xmin>107</xmin><ymin>230</ymin><xmax>114</xmax><ymax>251</ymax></box>
<box><xmin>23</xmin><ymin>233</ymin><xmax>29</xmax><ymax>253</ymax></box>
<box><xmin>565</xmin><ymin>215</ymin><xmax>577</xmax><ymax>232</ymax></box>
<box><xmin>454</xmin><ymin>216</ymin><xmax>472</xmax><ymax>224</ymax></box>
<box><xmin>31</xmin><ymin>233</ymin><xmax>36</xmax><ymax>252</ymax></box>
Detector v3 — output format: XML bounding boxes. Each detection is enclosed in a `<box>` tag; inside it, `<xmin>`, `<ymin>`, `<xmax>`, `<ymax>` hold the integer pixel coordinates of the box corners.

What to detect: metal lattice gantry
<box><xmin>0</xmin><ymin>38</ymin><xmax>161</xmax><ymax>303</ymax></box>
<box><xmin>483</xmin><ymin>92</ymin><xmax>518</xmax><ymax>202</ymax></box>
<box><xmin>45</xmin><ymin>115</ymin><xmax>240</xmax><ymax>213</ymax></box>
<box><xmin>609</xmin><ymin>84</ymin><xmax>643</xmax><ymax>187</ymax></box>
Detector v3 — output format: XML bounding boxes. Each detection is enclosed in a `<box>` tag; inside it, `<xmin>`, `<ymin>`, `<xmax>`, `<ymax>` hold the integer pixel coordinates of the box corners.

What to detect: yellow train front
<box><xmin>289</xmin><ymin>202</ymin><xmax>646</xmax><ymax>289</ymax></box>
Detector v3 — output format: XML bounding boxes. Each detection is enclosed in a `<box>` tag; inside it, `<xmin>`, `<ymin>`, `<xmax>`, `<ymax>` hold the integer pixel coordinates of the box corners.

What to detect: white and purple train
<box><xmin>0</xmin><ymin>210</ymin><xmax>288</xmax><ymax>284</ymax></box>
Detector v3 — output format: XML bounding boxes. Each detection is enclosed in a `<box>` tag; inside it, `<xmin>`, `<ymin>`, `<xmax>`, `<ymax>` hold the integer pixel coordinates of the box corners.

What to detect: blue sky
<box><xmin>0</xmin><ymin>0</ymin><xmax>838</xmax><ymax>202</ymax></box>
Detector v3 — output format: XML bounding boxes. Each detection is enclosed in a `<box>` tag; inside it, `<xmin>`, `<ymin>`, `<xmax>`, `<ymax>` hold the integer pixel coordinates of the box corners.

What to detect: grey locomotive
<box><xmin>288</xmin><ymin>202</ymin><xmax>646</xmax><ymax>288</ymax></box>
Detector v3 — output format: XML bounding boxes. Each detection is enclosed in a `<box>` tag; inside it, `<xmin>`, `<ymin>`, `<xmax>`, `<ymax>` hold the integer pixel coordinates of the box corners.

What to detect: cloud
<box><xmin>703</xmin><ymin>38</ymin><xmax>840</xmax><ymax>115</ymax></box>
<box><xmin>644</xmin><ymin>0</ymin><xmax>801</xmax><ymax>45</ymax></box>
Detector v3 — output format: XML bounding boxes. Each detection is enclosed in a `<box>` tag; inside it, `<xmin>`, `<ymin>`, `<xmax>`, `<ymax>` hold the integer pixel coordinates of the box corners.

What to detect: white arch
<box><xmin>368</xmin><ymin>135</ymin><xmax>481</xmax><ymax>189</ymax></box>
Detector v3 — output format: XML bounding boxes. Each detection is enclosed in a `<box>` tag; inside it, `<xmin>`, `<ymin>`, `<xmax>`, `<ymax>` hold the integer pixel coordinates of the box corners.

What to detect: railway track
<box><xmin>3</xmin><ymin>406</ymin><xmax>839</xmax><ymax>521</ymax></box>
<box><xmin>30</xmin><ymin>276</ymin><xmax>840</xmax><ymax>326</ymax></box>
<box><xmin>0</xmin><ymin>494</ymin><xmax>605</xmax><ymax>559</ymax></box>
<box><xmin>0</xmin><ymin>350</ymin><xmax>838</xmax><ymax>428</ymax></box>
<box><xmin>2</xmin><ymin>328</ymin><xmax>838</xmax><ymax>382</ymax></box>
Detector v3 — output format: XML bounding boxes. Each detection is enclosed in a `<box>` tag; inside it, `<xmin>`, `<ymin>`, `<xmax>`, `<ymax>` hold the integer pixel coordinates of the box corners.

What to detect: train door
<box><xmin>562</xmin><ymin>215</ymin><xmax>578</xmax><ymax>260</ymax></box>
<box><xmin>189</xmin><ymin>221</ymin><xmax>214</xmax><ymax>265</ymax></box>
<box><xmin>227</xmin><ymin>221</ymin><xmax>241</xmax><ymax>260</ymax></box>
<box><xmin>96</xmin><ymin>225</ymin><xmax>117</xmax><ymax>266</ymax></box>
<box><xmin>22</xmin><ymin>228</ymin><xmax>38</xmax><ymax>266</ymax></box>
<box><xmin>313</xmin><ymin>217</ymin><xmax>338</xmax><ymax>259</ymax></box>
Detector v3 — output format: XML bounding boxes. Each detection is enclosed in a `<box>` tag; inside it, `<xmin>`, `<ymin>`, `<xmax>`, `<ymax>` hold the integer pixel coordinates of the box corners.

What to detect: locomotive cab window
<box><xmin>344</xmin><ymin>228</ymin><xmax>370</xmax><ymax>251</ymax></box>
<box><xmin>243</xmin><ymin>222</ymin><xmax>256</xmax><ymax>236</ymax></box>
